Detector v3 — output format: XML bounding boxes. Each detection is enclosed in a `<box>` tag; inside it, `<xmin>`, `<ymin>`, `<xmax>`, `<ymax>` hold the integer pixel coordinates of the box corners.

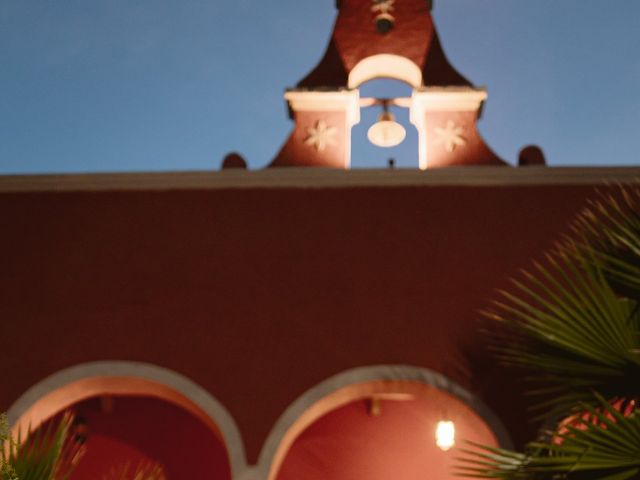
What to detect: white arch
<box><xmin>256</xmin><ymin>365</ymin><xmax>512</xmax><ymax>480</ymax></box>
<box><xmin>348</xmin><ymin>54</ymin><xmax>423</xmax><ymax>88</ymax></box>
<box><xmin>7</xmin><ymin>361</ymin><xmax>248</xmax><ymax>479</ymax></box>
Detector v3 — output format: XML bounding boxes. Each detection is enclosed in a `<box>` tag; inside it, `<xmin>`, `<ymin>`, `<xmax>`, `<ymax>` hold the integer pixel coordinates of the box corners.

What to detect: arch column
<box><xmin>410</xmin><ymin>87</ymin><xmax>505</xmax><ymax>169</ymax></box>
<box><xmin>270</xmin><ymin>90</ymin><xmax>360</xmax><ymax>168</ymax></box>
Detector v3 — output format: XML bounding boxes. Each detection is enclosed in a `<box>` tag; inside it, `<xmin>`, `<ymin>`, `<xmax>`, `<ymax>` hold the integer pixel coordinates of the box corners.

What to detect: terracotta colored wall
<box><xmin>0</xmin><ymin>184</ymin><xmax>603</xmax><ymax>459</ymax></box>
<box><xmin>278</xmin><ymin>393</ymin><xmax>497</xmax><ymax>480</ymax></box>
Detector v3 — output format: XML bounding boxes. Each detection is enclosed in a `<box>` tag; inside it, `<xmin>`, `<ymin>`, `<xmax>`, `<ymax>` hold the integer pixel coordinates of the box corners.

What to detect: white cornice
<box><xmin>285</xmin><ymin>90</ymin><xmax>361</xmax><ymax>127</ymax></box>
<box><xmin>411</xmin><ymin>87</ymin><xmax>488</xmax><ymax>113</ymax></box>
<box><xmin>0</xmin><ymin>167</ymin><xmax>638</xmax><ymax>193</ymax></box>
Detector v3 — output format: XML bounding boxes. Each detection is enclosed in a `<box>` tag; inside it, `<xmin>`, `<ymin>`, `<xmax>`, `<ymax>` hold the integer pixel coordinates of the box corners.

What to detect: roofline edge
<box><xmin>0</xmin><ymin>167</ymin><xmax>638</xmax><ymax>193</ymax></box>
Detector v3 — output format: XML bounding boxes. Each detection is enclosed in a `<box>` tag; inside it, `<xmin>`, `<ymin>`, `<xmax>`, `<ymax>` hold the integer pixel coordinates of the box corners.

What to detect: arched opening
<box><xmin>348</xmin><ymin>54</ymin><xmax>423</xmax><ymax>89</ymax></box>
<box><xmin>351</xmin><ymin>79</ymin><xmax>419</xmax><ymax>169</ymax></box>
<box><xmin>7</xmin><ymin>362</ymin><xmax>246</xmax><ymax>480</ymax></box>
<box><xmin>260</xmin><ymin>366</ymin><xmax>510</xmax><ymax>480</ymax></box>
<box><xmin>38</xmin><ymin>395</ymin><xmax>230</xmax><ymax>479</ymax></box>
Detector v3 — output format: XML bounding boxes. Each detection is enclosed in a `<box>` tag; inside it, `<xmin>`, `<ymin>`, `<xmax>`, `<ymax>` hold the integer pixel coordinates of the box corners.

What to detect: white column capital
<box><xmin>410</xmin><ymin>87</ymin><xmax>487</xmax><ymax>115</ymax></box>
<box><xmin>285</xmin><ymin>89</ymin><xmax>361</xmax><ymax>127</ymax></box>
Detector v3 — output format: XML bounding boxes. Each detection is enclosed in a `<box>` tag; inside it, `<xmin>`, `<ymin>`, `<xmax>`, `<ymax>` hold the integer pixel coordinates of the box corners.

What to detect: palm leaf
<box><xmin>1</xmin><ymin>412</ymin><xmax>84</xmax><ymax>480</ymax></box>
<box><xmin>571</xmin><ymin>188</ymin><xmax>640</xmax><ymax>301</ymax></box>
<box><xmin>486</xmin><ymin>257</ymin><xmax>640</xmax><ymax>418</ymax></box>
<box><xmin>456</xmin><ymin>397</ymin><xmax>640</xmax><ymax>480</ymax></box>
<box><xmin>1</xmin><ymin>413</ymin><xmax>18</xmax><ymax>480</ymax></box>
<box><xmin>484</xmin><ymin>188</ymin><xmax>640</xmax><ymax>418</ymax></box>
<box><xmin>464</xmin><ymin>187</ymin><xmax>640</xmax><ymax>480</ymax></box>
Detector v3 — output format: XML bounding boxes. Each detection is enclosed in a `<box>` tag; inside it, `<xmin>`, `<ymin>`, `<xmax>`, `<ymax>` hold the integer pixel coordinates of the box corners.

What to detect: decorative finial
<box><xmin>518</xmin><ymin>145</ymin><xmax>546</xmax><ymax>166</ymax></box>
<box><xmin>221</xmin><ymin>152</ymin><xmax>248</xmax><ymax>169</ymax></box>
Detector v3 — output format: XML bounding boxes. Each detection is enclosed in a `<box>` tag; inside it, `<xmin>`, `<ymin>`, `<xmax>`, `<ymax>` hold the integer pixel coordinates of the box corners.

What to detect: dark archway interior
<box><xmin>47</xmin><ymin>395</ymin><xmax>231</xmax><ymax>479</ymax></box>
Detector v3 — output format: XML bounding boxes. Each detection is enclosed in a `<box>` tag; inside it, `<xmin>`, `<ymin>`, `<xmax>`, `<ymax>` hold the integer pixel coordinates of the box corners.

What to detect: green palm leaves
<box><xmin>460</xmin><ymin>187</ymin><xmax>640</xmax><ymax>480</ymax></box>
<box><xmin>573</xmin><ymin>189</ymin><xmax>640</xmax><ymax>302</ymax></box>
<box><xmin>487</xmin><ymin>251</ymin><xmax>640</xmax><ymax>420</ymax></box>
<box><xmin>1</xmin><ymin>412</ymin><xmax>167</xmax><ymax>480</ymax></box>
<box><xmin>1</xmin><ymin>413</ymin><xmax>82</xmax><ymax>480</ymax></box>
<box><xmin>457</xmin><ymin>397</ymin><xmax>640</xmax><ymax>480</ymax></box>
<box><xmin>1</xmin><ymin>414</ymin><xmax>18</xmax><ymax>480</ymax></box>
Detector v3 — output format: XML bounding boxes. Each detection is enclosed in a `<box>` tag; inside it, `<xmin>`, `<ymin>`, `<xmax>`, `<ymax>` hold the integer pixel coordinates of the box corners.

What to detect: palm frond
<box><xmin>456</xmin><ymin>397</ymin><xmax>640</xmax><ymax>480</ymax></box>
<box><xmin>1</xmin><ymin>412</ymin><xmax>84</xmax><ymax>480</ymax></box>
<box><xmin>1</xmin><ymin>413</ymin><xmax>18</xmax><ymax>480</ymax></box>
<box><xmin>485</xmin><ymin>188</ymin><xmax>640</xmax><ymax>418</ymax></box>
<box><xmin>571</xmin><ymin>188</ymin><xmax>640</xmax><ymax>301</ymax></box>
<box><xmin>466</xmin><ymin>187</ymin><xmax>640</xmax><ymax>480</ymax></box>
<box><xmin>487</xmin><ymin>256</ymin><xmax>640</xmax><ymax>418</ymax></box>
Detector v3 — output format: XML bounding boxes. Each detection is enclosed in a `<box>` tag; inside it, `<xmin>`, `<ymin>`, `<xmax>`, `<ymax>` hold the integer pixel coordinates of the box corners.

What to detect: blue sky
<box><xmin>1</xmin><ymin>0</ymin><xmax>639</xmax><ymax>173</ymax></box>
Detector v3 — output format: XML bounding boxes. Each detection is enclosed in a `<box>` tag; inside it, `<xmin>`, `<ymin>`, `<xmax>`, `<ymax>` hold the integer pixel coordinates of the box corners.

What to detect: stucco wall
<box><xmin>0</xmin><ymin>181</ymin><xmax>612</xmax><ymax>459</ymax></box>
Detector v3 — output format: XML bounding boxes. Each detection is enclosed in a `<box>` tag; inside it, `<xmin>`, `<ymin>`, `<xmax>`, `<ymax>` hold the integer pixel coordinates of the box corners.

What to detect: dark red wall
<box><xmin>0</xmin><ymin>184</ymin><xmax>603</xmax><ymax>459</ymax></box>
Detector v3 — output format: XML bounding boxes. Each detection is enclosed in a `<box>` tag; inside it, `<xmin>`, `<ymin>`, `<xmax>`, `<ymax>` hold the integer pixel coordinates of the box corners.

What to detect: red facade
<box><xmin>1</xmin><ymin>1</ymin><xmax>635</xmax><ymax>478</ymax></box>
<box><xmin>1</xmin><ymin>170</ymin><xmax>637</xmax><ymax>479</ymax></box>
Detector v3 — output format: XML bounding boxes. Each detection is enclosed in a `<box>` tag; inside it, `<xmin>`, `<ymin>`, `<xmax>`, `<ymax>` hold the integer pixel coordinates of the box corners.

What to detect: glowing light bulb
<box><xmin>367</xmin><ymin>111</ymin><xmax>406</xmax><ymax>148</ymax></box>
<box><xmin>436</xmin><ymin>420</ymin><xmax>455</xmax><ymax>451</ymax></box>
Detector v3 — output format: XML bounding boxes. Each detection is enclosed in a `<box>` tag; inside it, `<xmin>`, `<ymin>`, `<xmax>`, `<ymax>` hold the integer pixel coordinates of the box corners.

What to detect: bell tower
<box><xmin>268</xmin><ymin>0</ymin><xmax>520</xmax><ymax>169</ymax></box>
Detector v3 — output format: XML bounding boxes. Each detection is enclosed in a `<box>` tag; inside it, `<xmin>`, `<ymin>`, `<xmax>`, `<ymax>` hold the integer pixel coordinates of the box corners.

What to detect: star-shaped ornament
<box><xmin>304</xmin><ymin>120</ymin><xmax>337</xmax><ymax>152</ymax></box>
<box><xmin>434</xmin><ymin>120</ymin><xmax>467</xmax><ymax>153</ymax></box>
<box><xmin>372</xmin><ymin>0</ymin><xmax>395</xmax><ymax>15</ymax></box>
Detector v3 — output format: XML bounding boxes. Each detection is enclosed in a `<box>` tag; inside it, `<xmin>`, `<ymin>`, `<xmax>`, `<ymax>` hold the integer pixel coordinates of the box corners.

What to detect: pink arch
<box><xmin>258</xmin><ymin>365</ymin><xmax>511</xmax><ymax>480</ymax></box>
<box><xmin>11</xmin><ymin>376</ymin><xmax>224</xmax><ymax>442</ymax></box>
<box><xmin>7</xmin><ymin>361</ymin><xmax>248</xmax><ymax>478</ymax></box>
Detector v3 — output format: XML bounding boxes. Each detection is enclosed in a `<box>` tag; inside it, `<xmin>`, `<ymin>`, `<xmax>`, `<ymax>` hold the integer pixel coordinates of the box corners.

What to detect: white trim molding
<box><xmin>1</xmin><ymin>167</ymin><xmax>638</xmax><ymax>193</ymax></box>
<box><xmin>285</xmin><ymin>89</ymin><xmax>361</xmax><ymax>128</ymax></box>
<box><xmin>410</xmin><ymin>87</ymin><xmax>488</xmax><ymax>113</ymax></box>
